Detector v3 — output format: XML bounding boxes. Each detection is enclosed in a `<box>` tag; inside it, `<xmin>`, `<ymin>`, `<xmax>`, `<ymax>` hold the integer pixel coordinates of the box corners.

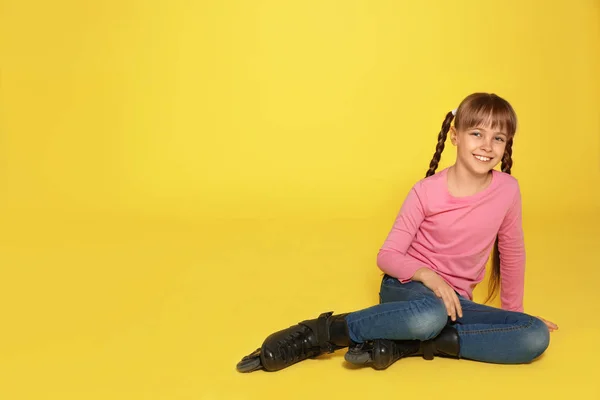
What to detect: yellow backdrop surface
<box><xmin>1</xmin><ymin>1</ymin><xmax>599</xmax><ymax>399</ymax></box>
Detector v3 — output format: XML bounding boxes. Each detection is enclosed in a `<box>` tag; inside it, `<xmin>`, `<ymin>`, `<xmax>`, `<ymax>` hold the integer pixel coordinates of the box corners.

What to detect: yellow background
<box><xmin>1</xmin><ymin>0</ymin><xmax>599</xmax><ymax>399</ymax></box>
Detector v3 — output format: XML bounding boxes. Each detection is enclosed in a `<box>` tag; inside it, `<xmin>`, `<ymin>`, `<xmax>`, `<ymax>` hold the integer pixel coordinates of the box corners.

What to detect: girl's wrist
<box><xmin>412</xmin><ymin>267</ymin><xmax>431</xmax><ymax>282</ymax></box>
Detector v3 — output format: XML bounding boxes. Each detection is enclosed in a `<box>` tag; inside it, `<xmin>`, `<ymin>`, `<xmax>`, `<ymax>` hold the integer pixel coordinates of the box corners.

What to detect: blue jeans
<box><xmin>344</xmin><ymin>275</ymin><xmax>550</xmax><ymax>364</ymax></box>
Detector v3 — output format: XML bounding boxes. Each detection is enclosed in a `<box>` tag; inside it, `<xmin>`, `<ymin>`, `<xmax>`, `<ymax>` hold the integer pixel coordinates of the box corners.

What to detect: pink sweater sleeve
<box><xmin>498</xmin><ymin>184</ymin><xmax>526</xmax><ymax>312</ymax></box>
<box><xmin>376</xmin><ymin>184</ymin><xmax>427</xmax><ymax>281</ymax></box>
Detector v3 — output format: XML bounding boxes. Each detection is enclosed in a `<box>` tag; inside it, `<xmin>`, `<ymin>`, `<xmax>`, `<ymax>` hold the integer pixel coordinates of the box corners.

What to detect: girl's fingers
<box><xmin>545</xmin><ymin>320</ymin><xmax>558</xmax><ymax>330</ymax></box>
<box><xmin>442</xmin><ymin>292</ymin><xmax>456</xmax><ymax>321</ymax></box>
<box><xmin>435</xmin><ymin>287</ymin><xmax>459</xmax><ymax>321</ymax></box>
<box><xmin>537</xmin><ymin>316</ymin><xmax>559</xmax><ymax>331</ymax></box>
<box><xmin>452</xmin><ymin>292</ymin><xmax>463</xmax><ymax>318</ymax></box>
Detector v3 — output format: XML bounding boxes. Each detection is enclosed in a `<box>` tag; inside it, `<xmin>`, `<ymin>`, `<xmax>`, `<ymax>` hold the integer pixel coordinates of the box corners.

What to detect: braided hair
<box><xmin>486</xmin><ymin>135</ymin><xmax>514</xmax><ymax>303</ymax></box>
<box><xmin>425</xmin><ymin>111</ymin><xmax>455</xmax><ymax>178</ymax></box>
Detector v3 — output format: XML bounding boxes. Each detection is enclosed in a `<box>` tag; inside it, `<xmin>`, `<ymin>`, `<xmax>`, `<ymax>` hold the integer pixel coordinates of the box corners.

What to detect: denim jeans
<box><xmin>344</xmin><ymin>275</ymin><xmax>550</xmax><ymax>364</ymax></box>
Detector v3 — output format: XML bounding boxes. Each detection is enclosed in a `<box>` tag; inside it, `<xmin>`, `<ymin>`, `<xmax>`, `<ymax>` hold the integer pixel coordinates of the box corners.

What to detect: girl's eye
<box><xmin>495</xmin><ymin>137</ymin><xmax>505</xmax><ymax>142</ymax></box>
<box><xmin>471</xmin><ymin>132</ymin><xmax>481</xmax><ymax>137</ymax></box>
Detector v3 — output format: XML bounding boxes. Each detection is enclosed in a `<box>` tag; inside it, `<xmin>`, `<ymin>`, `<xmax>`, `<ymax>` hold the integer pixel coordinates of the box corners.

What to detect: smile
<box><xmin>473</xmin><ymin>154</ymin><xmax>492</xmax><ymax>162</ymax></box>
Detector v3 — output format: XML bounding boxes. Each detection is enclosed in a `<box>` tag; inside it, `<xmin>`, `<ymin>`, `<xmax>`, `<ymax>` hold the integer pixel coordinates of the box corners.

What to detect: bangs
<box><xmin>455</xmin><ymin>93</ymin><xmax>517</xmax><ymax>136</ymax></box>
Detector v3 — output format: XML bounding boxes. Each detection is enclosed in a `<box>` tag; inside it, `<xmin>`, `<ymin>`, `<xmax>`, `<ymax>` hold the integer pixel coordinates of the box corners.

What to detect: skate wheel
<box><xmin>236</xmin><ymin>348</ymin><xmax>263</xmax><ymax>373</ymax></box>
<box><xmin>344</xmin><ymin>349</ymin><xmax>372</xmax><ymax>365</ymax></box>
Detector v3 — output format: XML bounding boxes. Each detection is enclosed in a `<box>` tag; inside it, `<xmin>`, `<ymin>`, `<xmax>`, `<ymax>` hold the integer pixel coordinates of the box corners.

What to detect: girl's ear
<box><xmin>450</xmin><ymin>126</ymin><xmax>458</xmax><ymax>146</ymax></box>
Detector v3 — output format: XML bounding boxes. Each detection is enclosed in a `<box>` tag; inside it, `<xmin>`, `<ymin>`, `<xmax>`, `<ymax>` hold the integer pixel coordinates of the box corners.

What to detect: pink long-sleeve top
<box><xmin>377</xmin><ymin>167</ymin><xmax>526</xmax><ymax>312</ymax></box>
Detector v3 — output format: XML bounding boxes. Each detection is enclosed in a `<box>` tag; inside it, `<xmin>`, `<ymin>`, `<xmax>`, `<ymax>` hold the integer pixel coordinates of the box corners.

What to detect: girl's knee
<box><xmin>407</xmin><ymin>300</ymin><xmax>448</xmax><ymax>340</ymax></box>
<box><xmin>518</xmin><ymin>317</ymin><xmax>550</xmax><ymax>362</ymax></box>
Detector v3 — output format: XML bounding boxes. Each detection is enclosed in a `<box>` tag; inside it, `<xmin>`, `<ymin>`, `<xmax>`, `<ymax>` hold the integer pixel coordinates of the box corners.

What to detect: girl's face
<box><xmin>450</xmin><ymin>123</ymin><xmax>508</xmax><ymax>176</ymax></box>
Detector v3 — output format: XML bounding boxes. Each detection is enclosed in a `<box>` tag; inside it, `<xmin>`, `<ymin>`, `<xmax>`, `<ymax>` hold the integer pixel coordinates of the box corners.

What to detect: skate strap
<box><xmin>316</xmin><ymin>312</ymin><xmax>335</xmax><ymax>353</ymax></box>
<box><xmin>421</xmin><ymin>340</ymin><xmax>435</xmax><ymax>360</ymax></box>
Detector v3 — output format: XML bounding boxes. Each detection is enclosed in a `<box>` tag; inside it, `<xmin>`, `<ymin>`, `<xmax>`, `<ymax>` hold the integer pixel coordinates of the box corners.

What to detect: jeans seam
<box><xmin>458</xmin><ymin>316</ymin><xmax>534</xmax><ymax>334</ymax></box>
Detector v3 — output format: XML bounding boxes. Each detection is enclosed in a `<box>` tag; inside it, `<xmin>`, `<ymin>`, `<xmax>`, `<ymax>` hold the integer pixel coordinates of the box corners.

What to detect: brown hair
<box><xmin>425</xmin><ymin>92</ymin><xmax>518</xmax><ymax>304</ymax></box>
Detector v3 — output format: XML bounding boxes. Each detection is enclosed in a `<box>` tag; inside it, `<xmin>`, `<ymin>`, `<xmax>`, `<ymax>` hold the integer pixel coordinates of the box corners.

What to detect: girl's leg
<box><xmin>350</xmin><ymin>277</ymin><xmax>550</xmax><ymax>368</ymax></box>
<box><xmin>454</xmin><ymin>297</ymin><xmax>550</xmax><ymax>364</ymax></box>
<box><xmin>236</xmin><ymin>275</ymin><xmax>449</xmax><ymax>373</ymax></box>
<box><xmin>343</xmin><ymin>275</ymin><xmax>460</xmax><ymax>369</ymax></box>
<box><xmin>344</xmin><ymin>276</ymin><xmax>448</xmax><ymax>343</ymax></box>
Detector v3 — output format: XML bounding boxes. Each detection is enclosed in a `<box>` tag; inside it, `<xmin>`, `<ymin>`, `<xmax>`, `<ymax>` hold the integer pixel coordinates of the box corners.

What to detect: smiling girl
<box><xmin>237</xmin><ymin>92</ymin><xmax>558</xmax><ymax>373</ymax></box>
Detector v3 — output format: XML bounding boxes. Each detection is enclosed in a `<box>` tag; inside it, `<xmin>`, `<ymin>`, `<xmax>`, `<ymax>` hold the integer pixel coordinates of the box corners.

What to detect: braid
<box><xmin>501</xmin><ymin>137</ymin><xmax>513</xmax><ymax>174</ymax></box>
<box><xmin>485</xmin><ymin>135</ymin><xmax>515</xmax><ymax>305</ymax></box>
<box><xmin>425</xmin><ymin>111</ymin><xmax>455</xmax><ymax>177</ymax></box>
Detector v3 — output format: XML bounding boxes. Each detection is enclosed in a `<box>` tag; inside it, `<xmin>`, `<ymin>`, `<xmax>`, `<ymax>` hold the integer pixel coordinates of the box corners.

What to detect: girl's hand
<box><xmin>413</xmin><ymin>268</ymin><xmax>463</xmax><ymax>322</ymax></box>
<box><xmin>537</xmin><ymin>317</ymin><xmax>559</xmax><ymax>332</ymax></box>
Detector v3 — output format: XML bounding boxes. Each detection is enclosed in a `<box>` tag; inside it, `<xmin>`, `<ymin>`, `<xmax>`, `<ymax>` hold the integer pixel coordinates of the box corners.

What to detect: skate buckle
<box><xmin>422</xmin><ymin>341</ymin><xmax>435</xmax><ymax>360</ymax></box>
<box><xmin>316</xmin><ymin>311</ymin><xmax>336</xmax><ymax>353</ymax></box>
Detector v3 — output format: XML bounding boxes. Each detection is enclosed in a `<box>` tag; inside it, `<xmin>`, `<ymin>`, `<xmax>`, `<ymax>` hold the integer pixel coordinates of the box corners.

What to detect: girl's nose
<box><xmin>481</xmin><ymin>139</ymin><xmax>493</xmax><ymax>151</ymax></box>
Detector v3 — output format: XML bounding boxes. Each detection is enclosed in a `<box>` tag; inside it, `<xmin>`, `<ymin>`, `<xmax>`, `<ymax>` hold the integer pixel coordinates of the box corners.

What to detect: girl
<box><xmin>236</xmin><ymin>92</ymin><xmax>558</xmax><ymax>373</ymax></box>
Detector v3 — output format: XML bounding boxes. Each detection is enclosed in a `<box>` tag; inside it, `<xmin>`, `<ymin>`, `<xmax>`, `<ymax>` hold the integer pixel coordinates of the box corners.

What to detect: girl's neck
<box><xmin>447</xmin><ymin>164</ymin><xmax>493</xmax><ymax>197</ymax></box>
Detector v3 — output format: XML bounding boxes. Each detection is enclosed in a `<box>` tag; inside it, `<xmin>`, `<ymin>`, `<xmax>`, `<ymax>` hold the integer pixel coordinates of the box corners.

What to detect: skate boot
<box><xmin>344</xmin><ymin>325</ymin><xmax>460</xmax><ymax>370</ymax></box>
<box><xmin>236</xmin><ymin>311</ymin><xmax>350</xmax><ymax>373</ymax></box>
